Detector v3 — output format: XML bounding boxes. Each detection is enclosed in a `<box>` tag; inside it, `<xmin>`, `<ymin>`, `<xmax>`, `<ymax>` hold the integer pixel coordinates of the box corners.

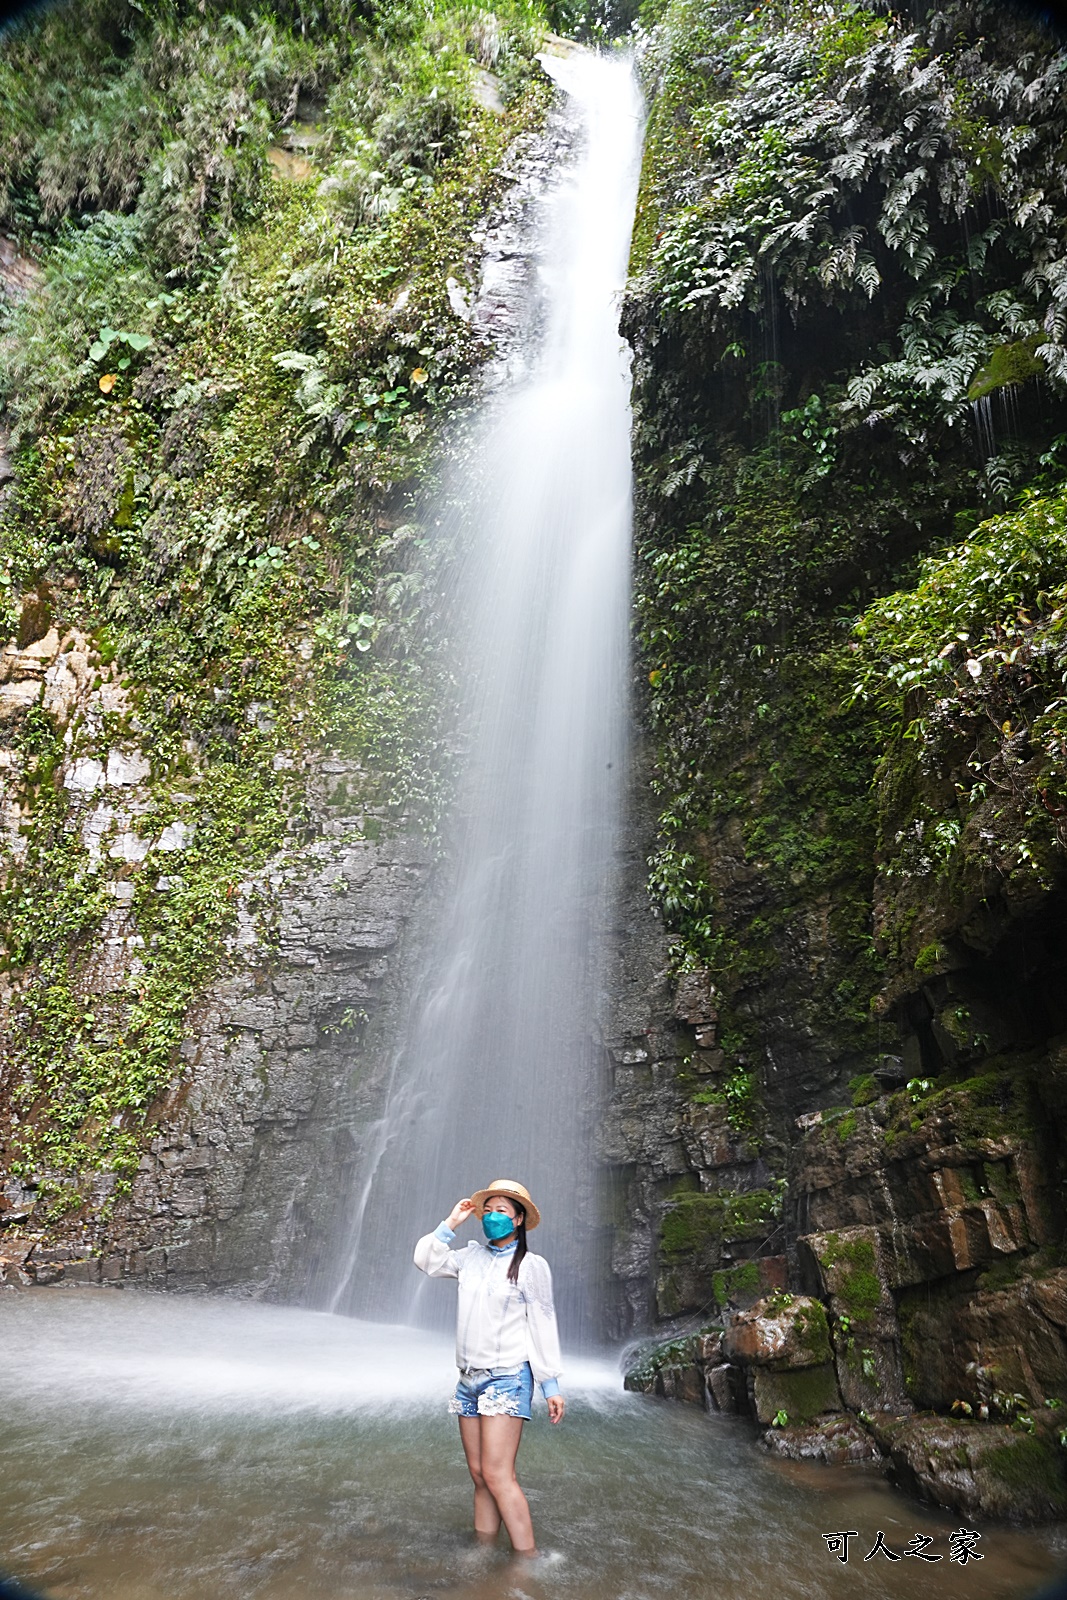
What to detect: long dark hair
<box><xmin>507</xmin><ymin>1204</ymin><xmax>528</xmax><ymax>1286</ymax></box>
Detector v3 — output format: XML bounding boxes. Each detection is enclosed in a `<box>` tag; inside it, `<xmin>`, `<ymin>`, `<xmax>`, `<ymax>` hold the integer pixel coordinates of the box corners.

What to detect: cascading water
<box><xmin>324</xmin><ymin>50</ymin><xmax>644</xmax><ymax>1341</ymax></box>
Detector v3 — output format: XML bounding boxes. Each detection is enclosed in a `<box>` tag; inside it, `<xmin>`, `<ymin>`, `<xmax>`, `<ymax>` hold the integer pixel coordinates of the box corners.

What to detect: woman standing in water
<box><xmin>414</xmin><ymin>1178</ymin><xmax>565</xmax><ymax>1555</ymax></box>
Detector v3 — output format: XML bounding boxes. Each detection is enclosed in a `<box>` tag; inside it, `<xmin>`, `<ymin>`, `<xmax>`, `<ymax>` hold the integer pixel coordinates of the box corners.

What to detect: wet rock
<box><xmin>870</xmin><ymin>1413</ymin><xmax>1067</xmax><ymax>1524</ymax></box>
<box><xmin>760</xmin><ymin>1414</ymin><xmax>882</xmax><ymax>1465</ymax></box>
<box><xmin>897</xmin><ymin>1268</ymin><xmax>1067</xmax><ymax>1412</ymax></box>
<box><xmin>801</xmin><ymin>1225</ymin><xmax>893</xmax><ymax>1315</ymax></box>
<box><xmin>798</xmin><ymin>1225</ymin><xmax>911</xmax><ymax>1413</ymax></box>
<box><xmin>680</xmin><ymin>1100</ymin><xmax>751</xmax><ymax>1170</ymax></box>
<box><xmin>718</xmin><ymin>1292</ymin><xmax>844</xmax><ymax>1423</ymax></box>
<box><xmin>671</xmin><ymin>968</ymin><xmax>717</xmax><ymax>1027</ymax></box>
<box><xmin>1032</xmin><ymin>1271</ymin><xmax>1067</xmax><ymax>1329</ymax></box>
<box><xmin>832</xmin><ymin>1331</ymin><xmax>910</xmax><ymax>1416</ymax></box>
<box><xmin>61</xmin><ymin>1257</ymin><xmax>102</xmax><ymax>1285</ymax></box>
<box><xmin>722</xmin><ymin>1294</ymin><xmax>832</xmax><ymax>1370</ymax></box>
<box><xmin>0</xmin><ymin>810</ymin><xmax>434</xmax><ymax>1294</ymax></box>
<box><xmin>789</xmin><ymin>1083</ymin><xmax>1067</xmax><ymax>1449</ymax></box>
<box><xmin>623</xmin><ymin>1327</ymin><xmax>749</xmax><ymax>1416</ymax></box>
<box><xmin>467</xmin><ymin>96</ymin><xmax>579</xmax><ymax>386</ymax></box>
<box><xmin>655</xmin><ymin>1362</ymin><xmax>706</xmax><ymax>1405</ymax></box>
<box><xmin>707</xmin><ymin>1363</ymin><xmax>746</xmax><ymax>1413</ymax></box>
<box><xmin>30</xmin><ymin>1262</ymin><xmax>64</xmax><ymax>1285</ymax></box>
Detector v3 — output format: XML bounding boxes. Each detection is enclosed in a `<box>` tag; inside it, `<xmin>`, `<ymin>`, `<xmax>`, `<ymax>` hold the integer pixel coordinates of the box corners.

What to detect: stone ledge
<box><xmin>869</xmin><ymin>1412</ymin><xmax>1067</xmax><ymax>1525</ymax></box>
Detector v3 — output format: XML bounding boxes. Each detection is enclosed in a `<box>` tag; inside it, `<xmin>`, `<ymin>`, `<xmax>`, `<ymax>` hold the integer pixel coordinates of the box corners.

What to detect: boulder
<box><xmin>622</xmin><ymin>1329</ymin><xmax>748</xmax><ymax>1416</ymax></box>
<box><xmin>722</xmin><ymin>1293</ymin><xmax>832</xmax><ymax>1370</ymax></box>
<box><xmin>760</xmin><ymin>1414</ymin><xmax>882</xmax><ymax>1465</ymax></box>
<box><xmin>870</xmin><ymin>1413</ymin><xmax>1067</xmax><ymax>1524</ymax></box>
<box><xmin>655</xmin><ymin>1363</ymin><xmax>705</xmax><ymax>1405</ymax></box>
<box><xmin>707</xmin><ymin>1363</ymin><xmax>746</xmax><ymax>1413</ymax></box>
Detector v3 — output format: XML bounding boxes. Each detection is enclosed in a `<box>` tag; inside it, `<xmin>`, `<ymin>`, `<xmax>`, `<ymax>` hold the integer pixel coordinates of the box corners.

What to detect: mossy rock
<box><xmin>967</xmin><ymin>338</ymin><xmax>1045</xmax><ymax>401</ymax></box>
<box><xmin>723</xmin><ymin>1292</ymin><xmax>833</xmax><ymax>1370</ymax></box>
<box><xmin>752</xmin><ymin>1363</ymin><xmax>843</xmax><ymax>1426</ymax></box>
<box><xmin>875</xmin><ymin>1414</ymin><xmax>1067</xmax><ymax>1523</ymax></box>
<box><xmin>623</xmin><ymin>1328</ymin><xmax>720</xmax><ymax>1390</ymax></box>
<box><xmin>660</xmin><ymin>1186</ymin><xmax>778</xmax><ymax>1263</ymax></box>
<box><xmin>712</xmin><ymin>1259</ymin><xmax>762</xmax><ymax>1309</ymax></box>
<box><xmin>848</xmin><ymin>1072</ymin><xmax>878</xmax><ymax>1107</ymax></box>
<box><xmin>808</xmin><ymin>1228</ymin><xmax>886</xmax><ymax>1321</ymax></box>
<box><xmin>984</xmin><ymin>1434</ymin><xmax>1067</xmax><ymax>1517</ymax></box>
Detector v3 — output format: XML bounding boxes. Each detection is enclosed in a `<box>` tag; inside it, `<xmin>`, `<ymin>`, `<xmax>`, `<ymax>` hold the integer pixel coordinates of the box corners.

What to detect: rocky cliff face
<box><xmin>0</xmin><ymin>2</ymin><xmax>563</xmax><ymax>1287</ymax></box>
<box><xmin>607</xmin><ymin>0</ymin><xmax>1067</xmax><ymax>1522</ymax></box>
<box><xmin>598</xmin><ymin>786</ymin><xmax>787</xmax><ymax>1336</ymax></box>
<box><xmin>0</xmin><ymin>601</ymin><xmax>435</xmax><ymax>1291</ymax></box>
<box><xmin>6</xmin><ymin>0</ymin><xmax>1067</xmax><ymax>1529</ymax></box>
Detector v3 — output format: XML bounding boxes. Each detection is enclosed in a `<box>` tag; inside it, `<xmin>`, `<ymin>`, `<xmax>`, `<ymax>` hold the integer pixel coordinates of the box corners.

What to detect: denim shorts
<box><xmin>448</xmin><ymin>1361</ymin><xmax>534</xmax><ymax>1420</ymax></box>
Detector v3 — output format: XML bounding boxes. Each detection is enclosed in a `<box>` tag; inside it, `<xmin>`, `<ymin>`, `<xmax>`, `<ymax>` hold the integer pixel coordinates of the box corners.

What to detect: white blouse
<box><xmin>414</xmin><ymin>1223</ymin><xmax>563</xmax><ymax>1395</ymax></box>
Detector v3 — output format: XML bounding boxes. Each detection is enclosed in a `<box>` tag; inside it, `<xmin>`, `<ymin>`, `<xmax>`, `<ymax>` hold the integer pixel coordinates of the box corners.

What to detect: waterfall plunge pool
<box><xmin>0</xmin><ymin>1292</ymin><xmax>1063</xmax><ymax>1599</ymax></box>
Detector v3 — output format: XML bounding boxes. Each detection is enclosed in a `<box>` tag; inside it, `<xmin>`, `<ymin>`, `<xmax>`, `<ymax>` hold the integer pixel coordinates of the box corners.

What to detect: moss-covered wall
<box><xmin>623</xmin><ymin>0</ymin><xmax>1067</xmax><ymax>1311</ymax></box>
<box><xmin>0</xmin><ymin>0</ymin><xmax>554</xmax><ymax>1239</ymax></box>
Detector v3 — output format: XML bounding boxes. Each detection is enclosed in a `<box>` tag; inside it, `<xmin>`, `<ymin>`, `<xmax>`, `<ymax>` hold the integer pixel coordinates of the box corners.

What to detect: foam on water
<box><xmin>0</xmin><ymin>1291</ymin><xmax>619</xmax><ymax>1417</ymax></box>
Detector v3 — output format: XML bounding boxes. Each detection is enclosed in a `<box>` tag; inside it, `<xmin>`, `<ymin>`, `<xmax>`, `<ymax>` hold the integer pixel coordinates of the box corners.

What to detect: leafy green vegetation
<box><xmin>0</xmin><ymin>0</ymin><xmax>553</xmax><ymax>1208</ymax></box>
<box><xmin>627</xmin><ymin>0</ymin><xmax>1067</xmax><ymax>1168</ymax></box>
<box><xmin>853</xmin><ymin>485</ymin><xmax>1067</xmax><ymax>912</ymax></box>
<box><xmin>691</xmin><ymin>1061</ymin><xmax>759</xmax><ymax>1130</ymax></box>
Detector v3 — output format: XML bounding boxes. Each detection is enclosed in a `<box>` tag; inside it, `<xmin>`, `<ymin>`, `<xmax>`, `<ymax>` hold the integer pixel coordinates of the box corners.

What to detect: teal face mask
<box><xmin>482</xmin><ymin>1210</ymin><xmax>516</xmax><ymax>1242</ymax></box>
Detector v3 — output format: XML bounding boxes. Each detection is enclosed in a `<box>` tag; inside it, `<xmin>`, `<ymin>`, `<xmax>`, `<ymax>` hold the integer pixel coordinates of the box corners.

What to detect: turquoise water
<box><xmin>0</xmin><ymin>1292</ymin><xmax>1063</xmax><ymax>1600</ymax></box>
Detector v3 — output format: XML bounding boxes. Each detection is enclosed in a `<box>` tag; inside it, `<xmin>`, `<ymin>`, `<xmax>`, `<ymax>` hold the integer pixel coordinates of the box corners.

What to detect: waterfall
<box><xmin>323</xmin><ymin>51</ymin><xmax>644</xmax><ymax>1343</ymax></box>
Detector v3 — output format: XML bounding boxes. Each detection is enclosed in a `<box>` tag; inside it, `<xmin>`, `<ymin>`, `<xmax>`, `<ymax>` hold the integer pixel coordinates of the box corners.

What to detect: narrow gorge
<box><xmin>2</xmin><ymin>0</ymin><xmax>1067</xmax><ymax>1580</ymax></box>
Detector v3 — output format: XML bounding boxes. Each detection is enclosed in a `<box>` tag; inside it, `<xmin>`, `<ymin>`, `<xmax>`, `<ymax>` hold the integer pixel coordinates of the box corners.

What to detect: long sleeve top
<box><xmin>414</xmin><ymin>1222</ymin><xmax>563</xmax><ymax>1398</ymax></box>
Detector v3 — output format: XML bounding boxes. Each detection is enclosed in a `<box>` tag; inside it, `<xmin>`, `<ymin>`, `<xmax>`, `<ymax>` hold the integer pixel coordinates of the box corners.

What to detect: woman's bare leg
<box><xmin>478</xmin><ymin>1416</ymin><xmax>536</xmax><ymax>1554</ymax></box>
<box><xmin>457</xmin><ymin>1416</ymin><xmax>501</xmax><ymax>1541</ymax></box>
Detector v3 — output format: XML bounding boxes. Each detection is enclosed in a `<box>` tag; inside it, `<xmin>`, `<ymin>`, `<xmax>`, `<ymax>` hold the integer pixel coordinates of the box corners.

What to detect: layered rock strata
<box><xmin>597</xmin><ymin>771</ymin><xmax>788</xmax><ymax>1337</ymax></box>
<box><xmin>621</xmin><ymin>1045</ymin><xmax>1067</xmax><ymax>1521</ymax></box>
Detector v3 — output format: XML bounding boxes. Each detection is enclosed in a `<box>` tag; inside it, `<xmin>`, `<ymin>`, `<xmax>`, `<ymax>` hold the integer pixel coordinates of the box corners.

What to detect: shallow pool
<box><xmin>0</xmin><ymin>1291</ymin><xmax>1063</xmax><ymax>1600</ymax></box>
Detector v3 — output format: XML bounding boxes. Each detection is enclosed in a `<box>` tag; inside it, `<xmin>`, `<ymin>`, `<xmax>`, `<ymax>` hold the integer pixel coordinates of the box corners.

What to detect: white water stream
<box><xmin>325</xmin><ymin>51</ymin><xmax>643</xmax><ymax>1338</ymax></box>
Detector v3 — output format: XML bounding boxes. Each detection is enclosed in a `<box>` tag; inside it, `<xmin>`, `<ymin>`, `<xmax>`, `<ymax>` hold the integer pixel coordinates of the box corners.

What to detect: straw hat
<box><xmin>470</xmin><ymin>1178</ymin><xmax>541</xmax><ymax>1230</ymax></box>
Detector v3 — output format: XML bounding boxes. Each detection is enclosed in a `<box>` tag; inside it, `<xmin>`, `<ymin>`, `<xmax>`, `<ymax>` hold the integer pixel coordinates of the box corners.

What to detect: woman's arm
<box><xmin>413</xmin><ymin>1197</ymin><xmax>476</xmax><ymax>1277</ymax></box>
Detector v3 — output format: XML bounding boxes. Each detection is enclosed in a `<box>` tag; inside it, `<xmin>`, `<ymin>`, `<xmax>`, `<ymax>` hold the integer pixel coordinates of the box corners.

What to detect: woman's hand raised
<box><xmin>445</xmin><ymin>1197</ymin><xmax>476</xmax><ymax>1230</ymax></box>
